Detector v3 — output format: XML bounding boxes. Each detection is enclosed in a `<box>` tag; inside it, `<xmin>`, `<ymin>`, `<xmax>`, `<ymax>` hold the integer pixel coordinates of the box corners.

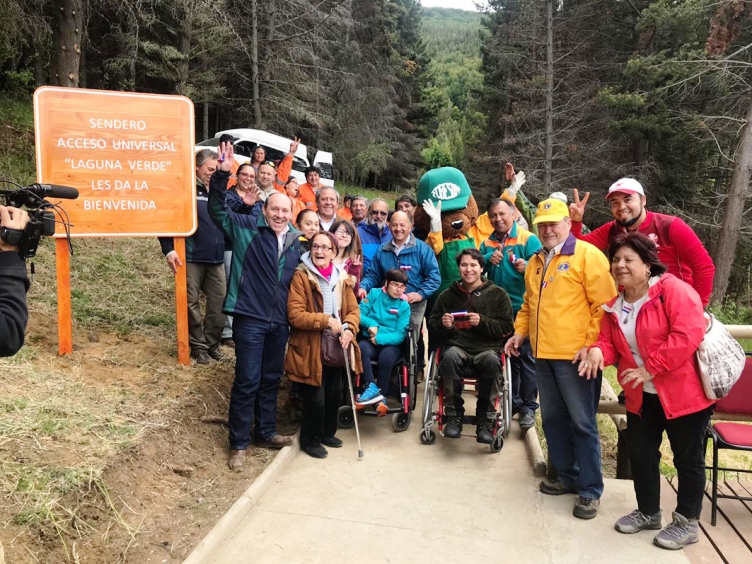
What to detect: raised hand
<box><xmin>508</xmin><ymin>170</ymin><xmax>526</xmax><ymax>194</ymax></box>
<box><xmin>505</xmin><ymin>163</ymin><xmax>515</xmax><ymax>182</ymax></box>
<box><xmin>289</xmin><ymin>137</ymin><xmax>300</xmax><ymax>155</ymax></box>
<box><xmin>218</xmin><ymin>141</ymin><xmax>235</xmax><ymax>173</ymax></box>
<box><xmin>568</xmin><ymin>189</ymin><xmax>590</xmax><ymax>223</ymax></box>
<box><xmin>421</xmin><ymin>199</ymin><xmax>442</xmax><ymax>234</ymax></box>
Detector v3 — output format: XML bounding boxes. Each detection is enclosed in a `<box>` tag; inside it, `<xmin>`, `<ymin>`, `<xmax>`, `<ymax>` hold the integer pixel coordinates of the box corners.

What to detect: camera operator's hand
<box><xmin>0</xmin><ymin>205</ymin><xmax>30</xmax><ymax>252</ymax></box>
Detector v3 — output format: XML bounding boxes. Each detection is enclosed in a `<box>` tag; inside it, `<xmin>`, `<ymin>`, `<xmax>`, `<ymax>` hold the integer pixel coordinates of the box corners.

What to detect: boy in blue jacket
<box><xmin>356</xmin><ymin>269</ymin><xmax>411</xmax><ymax>415</ymax></box>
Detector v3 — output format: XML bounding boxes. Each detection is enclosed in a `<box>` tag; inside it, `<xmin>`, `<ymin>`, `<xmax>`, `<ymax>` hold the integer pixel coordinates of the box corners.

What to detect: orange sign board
<box><xmin>34</xmin><ymin>87</ymin><xmax>197</xmax><ymax>237</ymax></box>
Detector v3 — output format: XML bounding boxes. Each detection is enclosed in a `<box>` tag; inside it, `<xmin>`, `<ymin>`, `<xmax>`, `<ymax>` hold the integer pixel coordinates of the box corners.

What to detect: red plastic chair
<box><xmin>705</xmin><ymin>354</ymin><xmax>752</xmax><ymax>525</ymax></box>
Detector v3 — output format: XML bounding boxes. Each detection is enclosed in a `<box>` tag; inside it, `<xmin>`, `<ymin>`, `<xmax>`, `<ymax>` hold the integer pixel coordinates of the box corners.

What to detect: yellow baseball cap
<box><xmin>533</xmin><ymin>198</ymin><xmax>570</xmax><ymax>225</ymax></box>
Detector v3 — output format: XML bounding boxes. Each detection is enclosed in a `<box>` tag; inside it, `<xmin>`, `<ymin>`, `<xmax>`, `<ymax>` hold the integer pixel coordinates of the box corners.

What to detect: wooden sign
<box><xmin>34</xmin><ymin>87</ymin><xmax>196</xmax><ymax>237</ymax></box>
<box><xmin>34</xmin><ymin>87</ymin><xmax>195</xmax><ymax>365</ymax></box>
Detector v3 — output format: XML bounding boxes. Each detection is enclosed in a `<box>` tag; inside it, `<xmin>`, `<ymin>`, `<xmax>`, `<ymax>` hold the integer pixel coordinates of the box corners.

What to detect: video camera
<box><xmin>0</xmin><ymin>181</ymin><xmax>78</xmax><ymax>259</ymax></box>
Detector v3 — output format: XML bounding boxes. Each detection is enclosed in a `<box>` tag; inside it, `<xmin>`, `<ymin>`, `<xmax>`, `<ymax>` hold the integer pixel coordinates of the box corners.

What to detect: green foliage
<box><xmin>420</xmin><ymin>6</ymin><xmax>484</xmax><ymax>170</ymax></box>
<box><xmin>422</xmin><ymin>137</ymin><xmax>454</xmax><ymax>168</ymax></box>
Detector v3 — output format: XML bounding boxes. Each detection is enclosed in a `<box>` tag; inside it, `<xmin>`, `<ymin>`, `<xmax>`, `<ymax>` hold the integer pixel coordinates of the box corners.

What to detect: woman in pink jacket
<box><xmin>579</xmin><ymin>232</ymin><xmax>715</xmax><ymax>551</ymax></box>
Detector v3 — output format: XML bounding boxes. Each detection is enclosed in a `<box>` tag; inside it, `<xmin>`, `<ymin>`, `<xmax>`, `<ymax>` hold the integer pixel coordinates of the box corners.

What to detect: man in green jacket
<box><xmin>428</xmin><ymin>248</ymin><xmax>514</xmax><ymax>443</ymax></box>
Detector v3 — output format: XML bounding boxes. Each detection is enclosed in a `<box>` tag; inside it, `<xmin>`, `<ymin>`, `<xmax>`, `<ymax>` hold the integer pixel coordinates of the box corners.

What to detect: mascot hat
<box><xmin>417</xmin><ymin>167</ymin><xmax>472</xmax><ymax>212</ymax></box>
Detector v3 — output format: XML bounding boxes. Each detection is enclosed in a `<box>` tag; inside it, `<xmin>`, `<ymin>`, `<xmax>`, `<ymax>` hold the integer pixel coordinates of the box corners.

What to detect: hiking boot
<box><xmin>519</xmin><ymin>412</ymin><xmax>535</xmax><ymax>430</ymax></box>
<box><xmin>255</xmin><ymin>434</ymin><xmax>294</xmax><ymax>449</ymax></box>
<box><xmin>228</xmin><ymin>449</ymin><xmax>246</xmax><ymax>471</ymax></box>
<box><xmin>573</xmin><ymin>496</ymin><xmax>600</xmax><ymax>519</ymax></box>
<box><xmin>303</xmin><ymin>444</ymin><xmax>328</xmax><ymax>459</ymax></box>
<box><xmin>321</xmin><ymin>436</ymin><xmax>343</xmax><ymax>448</ymax></box>
<box><xmin>476</xmin><ymin>418</ymin><xmax>494</xmax><ymax>444</ymax></box>
<box><xmin>444</xmin><ymin>416</ymin><xmax>462</xmax><ymax>438</ymax></box>
<box><xmin>192</xmin><ymin>351</ymin><xmax>211</xmax><ymax>365</ymax></box>
<box><xmin>539</xmin><ymin>479</ymin><xmax>576</xmax><ymax>496</ymax></box>
<box><xmin>208</xmin><ymin>344</ymin><xmax>230</xmax><ymax>362</ymax></box>
<box><xmin>222</xmin><ymin>337</ymin><xmax>235</xmax><ymax>347</ymax></box>
<box><xmin>615</xmin><ymin>509</ymin><xmax>662</xmax><ymax>534</ymax></box>
<box><xmin>653</xmin><ymin>512</ymin><xmax>699</xmax><ymax>550</ymax></box>
<box><xmin>357</xmin><ymin>382</ymin><xmax>384</xmax><ymax>405</ymax></box>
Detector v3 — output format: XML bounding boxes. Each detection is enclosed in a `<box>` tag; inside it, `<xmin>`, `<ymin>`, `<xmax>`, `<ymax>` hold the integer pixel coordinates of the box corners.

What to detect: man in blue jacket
<box><xmin>159</xmin><ymin>149</ymin><xmax>227</xmax><ymax>365</ymax></box>
<box><xmin>360</xmin><ymin>211</ymin><xmax>441</xmax><ymax>378</ymax></box>
<box><xmin>358</xmin><ymin>198</ymin><xmax>392</xmax><ymax>274</ymax></box>
<box><xmin>209</xmin><ymin>142</ymin><xmax>301</xmax><ymax>471</ymax></box>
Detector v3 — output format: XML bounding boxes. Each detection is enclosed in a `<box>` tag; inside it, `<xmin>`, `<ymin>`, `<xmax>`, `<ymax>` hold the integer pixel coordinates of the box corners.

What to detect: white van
<box><xmin>196</xmin><ymin>129</ymin><xmax>334</xmax><ymax>187</ymax></box>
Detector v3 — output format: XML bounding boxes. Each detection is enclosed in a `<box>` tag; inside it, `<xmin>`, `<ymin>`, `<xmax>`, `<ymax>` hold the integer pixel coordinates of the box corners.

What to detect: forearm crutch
<box><xmin>343</xmin><ymin>345</ymin><xmax>364</xmax><ymax>458</ymax></box>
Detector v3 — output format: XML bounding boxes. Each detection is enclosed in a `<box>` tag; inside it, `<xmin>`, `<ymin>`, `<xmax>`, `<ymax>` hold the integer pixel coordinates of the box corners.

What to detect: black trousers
<box><xmin>627</xmin><ymin>392</ymin><xmax>713</xmax><ymax>519</ymax></box>
<box><xmin>299</xmin><ymin>365</ymin><xmax>342</xmax><ymax>448</ymax></box>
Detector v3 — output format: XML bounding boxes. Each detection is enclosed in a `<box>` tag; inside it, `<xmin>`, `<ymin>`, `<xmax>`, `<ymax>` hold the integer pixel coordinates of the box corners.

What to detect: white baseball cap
<box><xmin>606</xmin><ymin>178</ymin><xmax>645</xmax><ymax>199</ymax></box>
<box><xmin>549</xmin><ymin>191</ymin><xmax>568</xmax><ymax>203</ymax></box>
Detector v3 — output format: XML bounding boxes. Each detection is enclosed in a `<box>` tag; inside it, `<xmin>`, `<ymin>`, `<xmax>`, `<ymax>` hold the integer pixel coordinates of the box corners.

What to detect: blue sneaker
<box><xmin>357</xmin><ymin>382</ymin><xmax>384</xmax><ymax>405</ymax></box>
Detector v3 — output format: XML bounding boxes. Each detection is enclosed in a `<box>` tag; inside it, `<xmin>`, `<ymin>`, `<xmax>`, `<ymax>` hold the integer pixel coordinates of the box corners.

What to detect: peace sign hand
<box><xmin>568</xmin><ymin>189</ymin><xmax>590</xmax><ymax>222</ymax></box>
<box><xmin>289</xmin><ymin>137</ymin><xmax>300</xmax><ymax>155</ymax></box>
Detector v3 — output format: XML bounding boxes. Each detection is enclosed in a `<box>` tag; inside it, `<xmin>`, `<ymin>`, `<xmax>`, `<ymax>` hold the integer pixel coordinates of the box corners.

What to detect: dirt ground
<box><xmin>0</xmin><ymin>312</ymin><xmax>297</xmax><ymax>564</ymax></box>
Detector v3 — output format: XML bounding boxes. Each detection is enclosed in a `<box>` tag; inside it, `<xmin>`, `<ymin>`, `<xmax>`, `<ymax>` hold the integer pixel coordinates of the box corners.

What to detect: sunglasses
<box><xmin>262</xmin><ymin>160</ymin><xmax>276</xmax><ymax>169</ymax></box>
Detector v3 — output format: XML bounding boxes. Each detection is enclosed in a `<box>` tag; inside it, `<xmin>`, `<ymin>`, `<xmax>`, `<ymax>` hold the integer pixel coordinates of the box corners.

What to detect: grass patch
<box><xmin>0</xmin><ymin>360</ymin><xmax>163</xmax><ymax>547</ymax></box>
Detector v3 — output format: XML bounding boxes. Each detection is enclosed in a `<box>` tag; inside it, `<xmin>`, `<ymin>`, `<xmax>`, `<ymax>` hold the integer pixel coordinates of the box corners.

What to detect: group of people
<box><xmin>162</xmin><ymin>137</ymin><xmax>718</xmax><ymax>552</ymax></box>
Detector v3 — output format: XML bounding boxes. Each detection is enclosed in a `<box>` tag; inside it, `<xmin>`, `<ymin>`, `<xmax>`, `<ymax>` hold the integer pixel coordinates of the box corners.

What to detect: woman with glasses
<box><xmin>286</xmin><ymin>231</ymin><xmax>362</xmax><ymax>458</ymax></box>
<box><xmin>355</xmin><ymin>269</ymin><xmax>411</xmax><ymax>415</ymax></box>
<box><xmin>329</xmin><ymin>219</ymin><xmax>363</xmax><ymax>295</ymax></box>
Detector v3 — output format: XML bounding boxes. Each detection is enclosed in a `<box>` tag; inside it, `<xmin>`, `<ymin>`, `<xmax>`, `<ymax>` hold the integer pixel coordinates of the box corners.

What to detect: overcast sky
<box><xmin>421</xmin><ymin>0</ymin><xmax>486</xmax><ymax>11</ymax></box>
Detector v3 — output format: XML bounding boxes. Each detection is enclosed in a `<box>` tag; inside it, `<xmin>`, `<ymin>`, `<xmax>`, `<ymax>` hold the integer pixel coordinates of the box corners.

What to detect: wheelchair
<box><xmin>337</xmin><ymin>328</ymin><xmax>418</xmax><ymax>433</ymax></box>
<box><xmin>420</xmin><ymin>346</ymin><xmax>512</xmax><ymax>452</ymax></box>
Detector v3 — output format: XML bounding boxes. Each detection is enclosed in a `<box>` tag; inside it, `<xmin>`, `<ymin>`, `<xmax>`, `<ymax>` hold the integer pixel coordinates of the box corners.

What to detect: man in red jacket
<box><xmin>568</xmin><ymin>178</ymin><xmax>715</xmax><ymax>306</ymax></box>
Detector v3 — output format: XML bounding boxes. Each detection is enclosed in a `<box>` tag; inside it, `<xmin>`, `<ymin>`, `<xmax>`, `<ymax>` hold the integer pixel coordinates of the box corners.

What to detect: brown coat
<box><xmin>285</xmin><ymin>267</ymin><xmax>363</xmax><ymax>387</ymax></box>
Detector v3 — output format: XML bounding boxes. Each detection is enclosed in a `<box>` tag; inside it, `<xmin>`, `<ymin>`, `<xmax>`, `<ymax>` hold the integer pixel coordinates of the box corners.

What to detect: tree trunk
<box><xmin>251</xmin><ymin>0</ymin><xmax>262</xmax><ymax>127</ymax></box>
<box><xmin>544</xmin><ymin>0</ymin><xmax>553</xmax><ymax>191</ymax></box>
<box><xmin>51</xmin><ymin>0</ymin><xmax>84</xmax><ymax>87</ymax></box>
<box><xmin>176</xmin><ymin>5</ymin><xmax>191</xmax><ymax>95</ymax></box>
<box><xmin>711</xmin><ymin>99</ymin><xmax>752</xmax><ymax>304</ymax></box>
<box><xmin>203</xmin><ymin>102</ymin><xmax>209</xmax><ymax>140</ymax></box>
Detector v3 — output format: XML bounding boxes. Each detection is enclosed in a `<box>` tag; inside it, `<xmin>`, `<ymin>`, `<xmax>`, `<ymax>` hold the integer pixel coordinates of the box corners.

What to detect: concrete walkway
<box><xmin>185</xmin><ymin>416</ymin><xmax>691</xmax><ymax>564</ymax></box>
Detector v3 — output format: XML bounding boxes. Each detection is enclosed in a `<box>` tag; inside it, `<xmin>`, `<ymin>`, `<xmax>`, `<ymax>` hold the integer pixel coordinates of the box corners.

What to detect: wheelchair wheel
<box><xmin>420</xmin><ymin>429</ymin><xmax>436</xmax><ymax>445</ymax></box>
<box><xmin>490</xmin><ymin>432</ymin><xmax>504</xmax><ymax>453</ymax></box>
<box><xmin>337</xmin><ymin>405</ymin><xmax>355</xmax><ymax>429</ymax></box>
<box><xmin>391</xmin><ymin>412</ymin><xmax>411</xmax><ymax>433</ymax></box>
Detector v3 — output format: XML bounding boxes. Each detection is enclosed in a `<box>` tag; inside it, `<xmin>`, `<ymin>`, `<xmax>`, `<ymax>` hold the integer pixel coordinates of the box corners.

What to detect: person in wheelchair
<box><xmin>356</xmin><ymin>268</ymin><xmax>412</xmax><ymax>415</ymax></box>
<box><xmin>428</xmin><ymin>248</ymin><xmax>514</xmax><ymax>443</ymax></box>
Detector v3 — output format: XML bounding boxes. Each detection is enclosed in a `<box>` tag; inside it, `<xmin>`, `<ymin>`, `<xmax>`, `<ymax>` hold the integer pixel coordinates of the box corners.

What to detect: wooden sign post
<box><xmin>34</xmin><ymin>87</ymin><xmax>197</xmax><ymax>365</ymax></box>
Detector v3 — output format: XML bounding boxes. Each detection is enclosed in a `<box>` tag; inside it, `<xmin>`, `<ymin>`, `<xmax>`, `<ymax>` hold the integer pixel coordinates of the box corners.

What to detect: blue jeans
<box><xmin>359</xmin><ymin>339</ymin><xmax>402</xmax><ymax>397</ymax></box>
<box><xmin>229</xmin><ymin>316</ymin><xmax>289</xmax><ymax>450</ymax></box>
<box><xmin>536</xmin><ymin>359</ymin><xmax>603</xmax><ymax>500</ymax></box>
<box><xmin>511</xmin><ymin>338</ymin><xmax>538</xmax><ymax>415</ymax></box>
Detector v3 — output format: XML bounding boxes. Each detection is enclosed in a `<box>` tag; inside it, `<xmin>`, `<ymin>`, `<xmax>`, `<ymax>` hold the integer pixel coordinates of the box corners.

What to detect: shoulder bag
<box><xmin>696</xmin><ymin>313</ymin><xmax>745</xmax><ymax>400</ymax></box>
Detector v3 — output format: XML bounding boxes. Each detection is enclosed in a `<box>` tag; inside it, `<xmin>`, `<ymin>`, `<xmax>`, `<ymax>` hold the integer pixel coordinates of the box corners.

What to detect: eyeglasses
<box><xmin>370</xmin><ymin>210</ymin><xmax>388</xmax><ymax>216</ymax></box>
<box><xmin>334</xmin><ymin>230</ymin><xmax>352</xmax><ymax>238</ymax></box>
<box><xmin>237</xmin><ymin>173</ymin><xmax>255</xmax><ymax>179</ymax></box>
<box><xmin>311</xmin><ymin>244</ymin><xmax>333</xmax><ymax>251</ymax></box>
<box><xmin>387</xmin><ymin>281</ymin><xmax>406</xmax><ymax>289</ymax></box>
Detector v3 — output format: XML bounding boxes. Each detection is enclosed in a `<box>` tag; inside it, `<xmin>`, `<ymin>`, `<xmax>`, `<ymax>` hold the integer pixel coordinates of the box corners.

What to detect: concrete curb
<box><xmin>523</xmin><ymin>424</ymin><xmax>547</xmax><ymax>477</ymax></box>
<box><xmin>182</xmin><ymin>443</ymin><xmax>299</xmax><ymax>564</ymax></box>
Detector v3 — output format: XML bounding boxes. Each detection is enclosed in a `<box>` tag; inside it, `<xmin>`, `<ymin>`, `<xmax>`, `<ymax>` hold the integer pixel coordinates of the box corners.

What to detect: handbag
<box><xmin>313</xmin><ymin>285</ymin><xmax>345</xmax><ymax>367</ymax></box>
<box><xmin>320</xmin><ymin>328</ymin><xmax>346</xmax><ymax>367</ymax></box>
<box><xmin>696</xmin><ymin>313</ymin><xmax>745</xmax><ymax>400</ymax></box>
